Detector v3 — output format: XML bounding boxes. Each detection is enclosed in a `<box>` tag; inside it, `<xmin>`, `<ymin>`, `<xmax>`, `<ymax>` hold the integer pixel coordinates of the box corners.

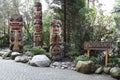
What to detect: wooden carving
<box><xmin>50</xmin><ymin>20</ymin><xmax>62</xmax><ymax>59</ymax></box>
<box><xmin>33</xmin><ymin>2</ymin><xmax>43</xmax><ymax>47</ymax></box>
<box><xmin>9</xmin><ymin>14</ymin><xmax>23</xmax><ymax>52</ymax></box>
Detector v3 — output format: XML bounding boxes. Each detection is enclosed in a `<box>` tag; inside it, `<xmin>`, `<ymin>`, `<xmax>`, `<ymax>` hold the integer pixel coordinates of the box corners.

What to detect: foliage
<box><xmin>109</xmin><ymin>54</ymin><xmax>120</xmax><ymax>67</ymax></box>
<box><xmin>93</xmin><ymin>10</ymin><xmax>115</xmax><ymax>41</ymax></box>
<box><xmin>113</xmin><ymin>0</ymin><xmax>120</xmax><ymax>42</ymax></box>
<box><xmin>74</xmin><ymin>54</ymin><xmax>97</xmax><ymax>64</ymax></box>
<box><xmin>30</xmin><ymin>46</ymin><xmax>47</xmax><ymax>55</ymax></box>
<box><xmin>108</xmin><ymin>42</ymin><xmax>120</xmax><ymax>67</ymax></box>
<box><xmin>42</xmin><ymin>10</ymin><xmax>53</xmax><ymax>46</ymax></box>
<box><xmin>23</xmin><ymin>28</ymin><xmax>33</xmax><ymax>45</ymax></box>
<box><xmin>68</xmin><ymin>48</ymin><xmax>79</xmax><ymax>60</ymax></box>
<box><xmin>23</xmin><ymin>45</ymin><xmax>33</xmax><ymax>51</ymax></box>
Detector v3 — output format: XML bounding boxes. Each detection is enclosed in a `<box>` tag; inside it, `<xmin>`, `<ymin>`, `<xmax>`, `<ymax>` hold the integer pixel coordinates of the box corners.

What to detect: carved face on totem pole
<box><xmin>34</xmin><ymin>20</ymin><xmax>42</xmax><ymax>32</ymax></box>
<box><xmin>50</xmin><ymin>20</ymin><xmax>62</xmax><ymax>34</ymax></box>
<box><xmin>34</xmin><ymin>2</ymin><xmax>41</xmax><ymax>11</ymax></box>
<box><xmin>34</xmin><ymin>2</ymin><xmax>42</xmax><ymax>20</ymax></box>
<box><xmin>10</xmin><ymin>14</ymin><xmax>23</xmax><ymax>30</ymax></box>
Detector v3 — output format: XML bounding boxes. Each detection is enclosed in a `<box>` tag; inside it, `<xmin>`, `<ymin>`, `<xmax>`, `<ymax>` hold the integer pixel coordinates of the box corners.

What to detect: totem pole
<box><xmin>9</xmin><ymin>14</ymin><xmax>23</xmax><ymax>52</ymax></box>
<box><xmin>33</xmin><ymin>2</ymin><xmax>43</xmax><ymax>47</ymax></box>
<box><xmin>50</xmin><ymin>20</ymin><xmax>63</xmax><ymax>60</ymax></box>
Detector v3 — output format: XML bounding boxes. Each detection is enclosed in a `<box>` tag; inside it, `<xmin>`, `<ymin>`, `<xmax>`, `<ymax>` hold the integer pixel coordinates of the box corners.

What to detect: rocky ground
<box><xmin>0</xmin><ymin>57</ymin><xmax>117</xmax><ymax>80</ymax></box>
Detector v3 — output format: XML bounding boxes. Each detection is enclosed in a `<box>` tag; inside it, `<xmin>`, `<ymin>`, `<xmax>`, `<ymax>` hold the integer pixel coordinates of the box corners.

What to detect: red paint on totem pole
<box><xmin>10</xmin><ymin>22</ymin><xmax>22</xmax><ymax>30</ymax></box>
<box><xmin>53</xmin><ymin>28</ymin><xmax>59</xmax><ymax>33</ymax></box>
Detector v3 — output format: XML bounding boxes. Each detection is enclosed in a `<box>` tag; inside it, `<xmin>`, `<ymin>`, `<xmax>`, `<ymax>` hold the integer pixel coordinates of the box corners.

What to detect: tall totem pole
<box><xmin>50</xmin><ymin>20</ymin><xmax>63</xmax><ymax>60</ymax></box>
<box><xmin>9</xmin><ymin>14</ymin><xmax>23</xmax><ymax>52</ymax></box>
<box><xmin>33</xmin><ymin>2</ymin><xmax>43</xmax><ymax>47</ymax></box>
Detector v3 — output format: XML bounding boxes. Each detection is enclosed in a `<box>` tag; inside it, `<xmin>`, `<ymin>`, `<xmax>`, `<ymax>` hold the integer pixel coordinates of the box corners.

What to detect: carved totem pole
<box><xmin>33</xmin><ymin>2</ymin><xmax>43</xmax><ymax>47</ymax></box>
<box><xmin>9</xmin><ymin>14</ymin><xmax>23</xmax><ymax>52</ymax></box>
<box><xmin>50</xmin><ymin>20</ymin><xmax>63</xmax><ymax>60</ymax></box>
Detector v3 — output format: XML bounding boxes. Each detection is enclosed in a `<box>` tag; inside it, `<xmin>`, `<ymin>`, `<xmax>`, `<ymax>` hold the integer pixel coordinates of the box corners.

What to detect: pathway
<box><xmin>0</xmin><ymin>58</ymin><xmax>117</xmax><ymax>80</ymax></box>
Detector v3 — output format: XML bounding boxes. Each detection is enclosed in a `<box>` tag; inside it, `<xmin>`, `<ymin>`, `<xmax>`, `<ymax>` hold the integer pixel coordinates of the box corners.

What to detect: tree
<box><xmin>113</xmin><ymin>0</ymin><xmax>120</xmax><ymax>42</ymax></box>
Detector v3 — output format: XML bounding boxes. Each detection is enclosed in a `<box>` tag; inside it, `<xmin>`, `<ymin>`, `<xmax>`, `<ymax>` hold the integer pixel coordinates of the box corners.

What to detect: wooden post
<box><xmin>105</xmin><ymin>48</ymin><xmax>108</xmax><ymax>66</ymax></box>
<box><xmin>87</xmin><ymin>49</ymin><xmax>90</xmax><ymax>57</ymax></box>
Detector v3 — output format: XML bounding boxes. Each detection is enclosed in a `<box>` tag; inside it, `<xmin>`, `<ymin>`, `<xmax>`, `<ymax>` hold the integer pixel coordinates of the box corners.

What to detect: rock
<box><xmin>0</xmin><ymin>49</ymin><xmax>11</xmax><ymax>59</ymax></box>
<box><xmin>15</xmin><ymin>56</ymin><xmax>21</xmax><ymax>62</ymax></box>
<box><xmin>15</xmin><ymin>56</ymin><xmax>29</xmax><ymax>63</ymax></box>
<box><xmin>71</xmin><ymin>67</ymin><xmax>76</xmax><ymax>71</ymax></box>
<box><xmin>0</xmin><ymin>51</ymin><xmax>5</xmax><ymax>56</ymax></box>
<box><xmin>52</xmin><ymin>62</ymin><xmax>61</xmax><ymax>67</ymax></box>
<box><xmin>95</xmin><ymin>67</ymin><xmax>103</xmax><ymax>74</ymax></box>
<box><xmin>11</xmin><ymin>52</ymin><xmax>22</xmax><ymax>59</ymax></box>
<box><xmin>2</xmin><ymin>51</ymin><xmax>11</xmax><ymax>59</ymax></box>
<box><xmin>25</xmin><ymin>51</ymin><xmax>34</xmax><ymax>56</ymax></box>
<box><xmin>50</xmin><ymin>65</ymin><xmax>55</xmax><ymax>68</ymax></box>
<box><xmin>75</xmin><ymin>61</ymin><xmax>95</xmax><ymax>74</ymax></box>
<box><xmin>110</xmin><ymin>67</ymin><xmax>120</xmax><ymax>79</ymax></box>
<box><xmin>103</xmin><ymin>67</ymin><xmax>111</xmax><ymax>74</ymax></box>
<box><xmin>50</xmin><ymin>61</ymin><xmax>75</xmax><ymax>69</ymax></box>
<box><xmin>62</xmin><ymin>64</ymin><xmax>68</xmax><ymax>69</ymax></box>
<box><xmin>0</xmin><ymin>49</ymin><xmax>11</xmax><ymax>56</ymax></box>
<box><xmin>29</xmin><ymin>55</ymin><xmax>51</xmax><ymax>67</ymax></box>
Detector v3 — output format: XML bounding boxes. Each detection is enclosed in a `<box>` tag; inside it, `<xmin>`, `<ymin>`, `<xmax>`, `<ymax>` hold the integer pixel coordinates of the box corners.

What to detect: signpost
<box><xmin>84</xmin><ymin>41</ymin><xmax>112</xmax><ymax>66</ymax></box>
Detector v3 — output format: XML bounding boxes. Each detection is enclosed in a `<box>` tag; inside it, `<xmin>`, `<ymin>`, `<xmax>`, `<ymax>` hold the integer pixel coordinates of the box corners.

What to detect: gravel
<box><xmin>0</xmin><ymin>57</ymin><xmax>117</xmax><ymax>80</ymax></box>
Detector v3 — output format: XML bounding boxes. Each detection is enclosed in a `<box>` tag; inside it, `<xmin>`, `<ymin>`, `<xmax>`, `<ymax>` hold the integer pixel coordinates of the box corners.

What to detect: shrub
<box><xmin>109</xmin><ymin>58</ymin><xmax>120</xmax><ymax>67</ymax></box>
<box><xmin>74</xmin><ymin>54</ymin><xmax>97</xmax><ymax>64</ymax></box>
<box><xmin>68</xmin><ymin>48</ymin><xmax>79</xmax><ymax>59</ymax></box>
<box><xmin>23</xmin><ymin>45</ymin><xmax>32</xmax><ymax>51</ymax></box>
<box><xmin>30</xmin><ymin>46</ymin><xmax>47</xmax><ymax>55</ymax></box>
<box><xmin>74</xmin><ymin>54</ymin><xmax>89</xmax><ymax>64</ymax></box>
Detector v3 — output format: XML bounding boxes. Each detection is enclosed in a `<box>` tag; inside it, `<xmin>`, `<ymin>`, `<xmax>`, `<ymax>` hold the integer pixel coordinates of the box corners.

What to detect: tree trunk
<box><xmin>63</xmin><ymin>0</ymin><xmax>67</xmax><ymax>55</ymax></box>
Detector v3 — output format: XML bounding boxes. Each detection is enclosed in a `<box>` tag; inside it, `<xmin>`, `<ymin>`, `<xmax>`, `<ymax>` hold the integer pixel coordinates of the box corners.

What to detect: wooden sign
<box><xmin>84</xmin><ymin>41</ymin><xmax>113</xmax><ymax>66</ymax></box>
<box><xmin>84</xmin><ymin>41</ymin><xmax>112</xmax><ymax>50</ymax></box>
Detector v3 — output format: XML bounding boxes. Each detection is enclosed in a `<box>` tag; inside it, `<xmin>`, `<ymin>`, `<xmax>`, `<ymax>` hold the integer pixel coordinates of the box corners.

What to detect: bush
<box><xmin>30</xmin><ymin>46</ymin><xmax>47</xmax><ymax>55</ymax></box>
<box><xmin>109</xmin><ymin>53</ymin><xmax>120</xmax><ymax>67</ymax></box>
<box><xmin>23</xmin><ymin>45</ymin><xmax>32</xmax><ymax>51</ymax></box>
<box><xmin>74</xmin><ymin>54</ymin><xmax>97</xmax><ymax>64</ymax></box>
<box><xmin>68</xmin><ymin>48</ymin><xmax>79</xmax><ymax>59</ymax></box>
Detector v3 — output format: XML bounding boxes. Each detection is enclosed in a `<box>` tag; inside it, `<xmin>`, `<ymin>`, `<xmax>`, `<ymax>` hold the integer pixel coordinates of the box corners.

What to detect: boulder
<box><xmin>0</xmin><ymin>49</ymin><xmax>11</xmax><ymax>56</ymax></box>
<box><xmin>0</xmin><ymin>51</ymin><xmax>5</xmax><ymax>56</ymax></box>
<box><xmin>103</xmin><ymin>67</ymin><xmax>111</xmax><ymax>74</ymax></box>
<box><xmin>75</xmin><ymin>61</ymin><xmax>95</xmax><ymax>74</ymax></box>
<box><xmin>29</xmin><ymin>55</ymin><xmax>51</xmax><ymax>67</ymax></box>
<box><xmin>15</xmin><ymin>56</ymin><xmax>29</xmax><ymax>63</ymax></box>
<box><xmin>0</xmin><ymin>49</ymin><xmax>11</xmax><ymax>59</ymax></box>
<box><xmin>110</xmin><ymin>67</ymin><xmax>120</xmax><ymax>79</ymax></box>
<box><xmin>95</xmin><ymin>66</ymin><xmax>103</xmax><ymax>74</ymax></box>
<box><xmin>2</xmin><ymin>52</ymin><xmax>11</xmax><ymax>59</ymax></box>
<box><xmin>11</xmin><ymin>52</ymin><xmax>22</xmax><ymax>59</ymax></box>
